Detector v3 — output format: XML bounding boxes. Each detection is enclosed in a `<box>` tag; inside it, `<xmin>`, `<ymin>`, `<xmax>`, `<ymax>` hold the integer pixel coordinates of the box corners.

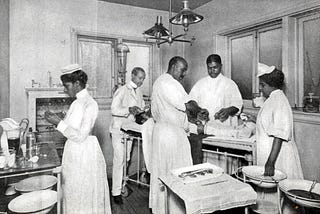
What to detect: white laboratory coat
<box><xmin>256</xmin><ymin>89</ymin><xmax>303</xmax><ymax>179</ymax></box>
<box><xmin>109</xmin><ymin>81</ymin><xmax>145</xmax><ymax>134</ymax></box>
<box><xmin>109</xmin><ymin>81</ymin><xmax>145</xmax><ymax>196</ymax></box>
<box><xmin>189</xmin><ymin>74</ymin><xmax>243</xmax><ymax>126</ymax></box>
<box><xmin>150</xmin><ymin>73</ymin><xmax>193</xmax><ymax>214</ymax></box>
<box><xmin>56</xmin><ymin>89</ymin><xmax>111</xmax><ymax>214</ymax></box>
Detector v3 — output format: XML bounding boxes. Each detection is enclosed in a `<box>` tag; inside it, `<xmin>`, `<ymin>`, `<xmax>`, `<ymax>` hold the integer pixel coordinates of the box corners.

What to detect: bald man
<box><xmin>109</xmin><ymin>67</ymin><xmax>146</xmax><ymax>204</ymax></box>
<box><xmin>150</xmin><ymin>56</ymin><xmax>194</xmax><ymax>214</ymax></box>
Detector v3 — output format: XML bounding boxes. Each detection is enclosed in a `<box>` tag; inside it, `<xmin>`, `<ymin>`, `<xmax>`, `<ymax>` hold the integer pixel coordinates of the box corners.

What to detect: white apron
<box><xmin>56</xmin><ymin>89</ymin><xmax>111</xmax><ymax>214</ymax></box>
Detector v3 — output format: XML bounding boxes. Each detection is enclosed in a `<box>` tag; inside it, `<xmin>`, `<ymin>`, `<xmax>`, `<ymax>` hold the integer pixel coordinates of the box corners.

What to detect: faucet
<box><xmin>32</xmin><ymin>79</ymin><xmax>40</xmax><ymax>88</ymax></box>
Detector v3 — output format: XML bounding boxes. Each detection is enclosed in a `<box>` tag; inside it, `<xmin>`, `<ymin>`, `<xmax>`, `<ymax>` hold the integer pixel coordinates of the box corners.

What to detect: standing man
<box><xmin>109</xmin><ymin>67</ymin><xmax>146</xmax><ymax>204</ymax></box>
<box><xmin>188</xmin><ymin>54</ymin><xmax>243</xmax><ymax>164</ymax></box>
<box><xmin>150</xmin><ymin>56</ymin><xmax>194</xmax><ymax>214</ymax></box>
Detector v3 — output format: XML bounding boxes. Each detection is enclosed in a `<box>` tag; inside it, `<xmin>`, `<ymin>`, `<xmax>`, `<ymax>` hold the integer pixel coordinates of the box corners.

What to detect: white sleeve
<box><xmin>226</xmin><ymin>82</ymin><xmax>243</xmax><ymax>113</ymax></box>
<box><xmin>57</xmin><ymin>102</ymin><xmax>98</xmax><ymax>143</ymax></box>
<box><xmin>189</xmin><ymin>82</ymin><xmax>200</xmax><ymax>102</ymax></box>
<box><xmin>266</xmin><ymin>102</ymin><xmax>292</xmax><ymax>141</ymax></box>
<box><xmin>162</xmin><ymin>80</ymin><xmax>190</xmax><ymax>111</ymax></box>
<box><xmin>111</xmin><ymin>87</ymin><xmax>130</xmax><ymax>117</ymax></box>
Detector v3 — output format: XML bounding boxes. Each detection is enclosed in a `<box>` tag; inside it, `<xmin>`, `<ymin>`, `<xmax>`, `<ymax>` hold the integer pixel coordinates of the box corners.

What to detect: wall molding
<box><xmin>243</xmin><ymin>107</ymin><xmax>320</xmax><ymax>125</ymax></box>
<box><xmin>217</xmin><ymin>0</ymin><xmax>320</xmax><ymax>36</ymax></box>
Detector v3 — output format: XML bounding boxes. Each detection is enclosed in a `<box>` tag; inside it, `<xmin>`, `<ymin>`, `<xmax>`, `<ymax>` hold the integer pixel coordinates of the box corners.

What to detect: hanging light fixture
<box><xmin>143</xmin><ymin>0</ymin><xmax>201</xmax><ymax>47</ymax></box>
<box><xmin>170</xmin><ymin>0</ymin><xmax>204</xmax><ymax>32</ymax></box>
<box><xmin>143</xmin><ymin>16</ymin><xmax>170</xmax><ymax>39</ymax></box>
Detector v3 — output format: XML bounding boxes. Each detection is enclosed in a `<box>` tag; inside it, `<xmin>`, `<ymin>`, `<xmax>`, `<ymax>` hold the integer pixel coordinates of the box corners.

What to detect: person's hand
<box><xmin>240</xmin><ymin>113</ymin><xmax>256</xmax><ymax>123</ymax></box>
<box><xmin>129</xmin><ymin>106</ymin><xmax>143</xmax><ymax>116</ymax></box>
<box><xmin>197</xmin><ymin>123</ymin><xmax>205</xmax><ymax>135</ymax></box>
<box><xmin>44</xmin><ymin>111</ymin><xmax>61</xmax><ymax>126</ymax></box>
<box><xmin>56</xmin><ymin>111</ymin><xmax>66</xmax><ymax>120</ymax></box>
<box><xmin>143</xmin><ymin>104</ymin><xmax>151</xmax><ymax>111</ymax></box>
<box><xmin>214</xmin><ymin>108</ymin><xmax>230</xmax><ymax>122</ymax></box>
<box><xmin>264</xmin><ymin>161</ymin><xmax>275</xmax><ymax>176</ymax></box>
<box><xmin>197</xmin><ymin>109</ymin><xmax>209</xmax><ymax>122</ymax></box>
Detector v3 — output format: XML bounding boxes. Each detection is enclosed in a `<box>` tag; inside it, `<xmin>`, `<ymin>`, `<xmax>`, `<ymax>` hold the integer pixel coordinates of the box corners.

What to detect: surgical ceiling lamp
<box><xmin>170</xmin><ymin>0</ymin><xmax>204</xmax><ymax>32</ymax></box>
<box><xmin>143</xmin><ymin>0</ymin><xmax>203</xmax><ymax>47</ymax></box>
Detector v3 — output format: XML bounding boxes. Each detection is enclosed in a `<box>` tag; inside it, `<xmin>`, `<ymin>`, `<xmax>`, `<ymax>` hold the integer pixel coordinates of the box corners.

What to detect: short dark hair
<box><xmin>60</xmin><ymin>70</ymin><xmax>88</xmax><ymax>88</ymax></box>
<box><xmin>168</xmin><ymin>56</ymin><xmax>188</xmax><ymax>71</ymax></box>
<box><xmin>132</xmin><ymin>67</ymin><xmax>145</xmax><ymax>76</ymax></box>
<box><xmin>206</xmin><ymin>54</ymin><xmax>221</xmax><ymax>65</ymax></box>
<box><xmin>259</xmin><ymin>68</ymin><xmax>284</xmax><ymax>89</ymax></box>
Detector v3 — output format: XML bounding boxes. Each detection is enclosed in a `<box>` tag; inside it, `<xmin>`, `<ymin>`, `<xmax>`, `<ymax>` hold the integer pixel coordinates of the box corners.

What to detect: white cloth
<box><xmin>255</xmin><ymin>89</ymin><xmax>303</xmax><ymax>214</ymax></box>
<box><xmin>141</xmin><ymin>118</ymin><xmax>155</xmax><ymax>172</ymax></box>
<box><xmin>160</xmin><ymin>172</ymin><xmax>257</xmax><ymax>214</ymax></box>
<box><xmin>189</xmin><ymin>74</ymin><xmax>243</xmax><ymax>126</ymax></box>
<box><xmin>56</xmin><ymin>89</ymin><xmax>111</xmax><ymax>214</ymax></box>
<box><xmin>109</xmin><ymin>82</ymin><xmax>145</xmax><ymax>196</ymax></box>
<box><xmin>150</xmin><ymin>73</ymin><xmax>193</xmax><ymax>214</ymax></box>
<box><xmin>120</xmin><ymin>118</ymin><xmax>154</xmax><ymax>173</ymax></box>
<box><xmin>0</xmin><ymin>119</ymin><xmax>21</xmax><ymax>159</ymax></box>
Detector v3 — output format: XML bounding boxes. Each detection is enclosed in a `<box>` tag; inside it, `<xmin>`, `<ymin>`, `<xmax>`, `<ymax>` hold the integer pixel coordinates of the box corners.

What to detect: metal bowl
<box><xmin>8</xmin><ymin>190</ymin><xmax>57</xmax><ymax>213</ymax></box>
<box><xmin>15</xmin><ymin>175</ymin><xmax>57</xmax><ymax>194</ymax></box>
<box><xmin>279</xmin><ymin>179</ymin><xmax>320</xmax><ymax>208</ymax></box>
<box><xmin>242</xmin><ymin>165</ymin><xmax>287</xmax><ymax>188</ymax></box>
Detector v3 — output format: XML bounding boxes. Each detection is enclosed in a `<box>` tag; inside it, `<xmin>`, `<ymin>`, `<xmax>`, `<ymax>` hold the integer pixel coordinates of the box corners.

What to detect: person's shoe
<box><xmin>113</xmin><ymin>195</ymin><xmax>123</xmax><ymax>205</ymax></box>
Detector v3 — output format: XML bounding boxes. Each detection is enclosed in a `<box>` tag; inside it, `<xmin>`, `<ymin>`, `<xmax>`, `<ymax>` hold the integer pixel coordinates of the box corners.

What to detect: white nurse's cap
<box><xmin>257</xmin><ymin>63</ymin><xmax>275</xmax><ymax>77</ymax></box>
<box><xmin>61</xmin><ymin>64</ymin><xmax>82</xmax><ymax>74</ymax></box>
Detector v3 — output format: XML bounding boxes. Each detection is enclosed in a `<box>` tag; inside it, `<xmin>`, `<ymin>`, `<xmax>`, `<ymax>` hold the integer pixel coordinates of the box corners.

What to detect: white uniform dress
<box><xmin>109</xmin><ymin>81</ymin><xmax>145</xmax><ymax>196</ymax></box>
<box><xmin>256</xmin><ymin>89</ymin><xmax>303</xmax><ymax>214</ymax></box>
<box><xmin>256</xmin><ymin>89</ymin><xmax>303</xmax><ymax>179</ymax></box>
<box><xmin>56</xmin><ymin>89</ymin><xmax>111</xmax><ymax>214</ymax></box>
<box><xmin>150</xmin><ymin>73</ymin><xmax>193</xmax><ymax>214</ymax></box>
<box><xmin>189</xmin><ymin>74</ymin><xmax>243</xmax><ymax>125</ymax></box>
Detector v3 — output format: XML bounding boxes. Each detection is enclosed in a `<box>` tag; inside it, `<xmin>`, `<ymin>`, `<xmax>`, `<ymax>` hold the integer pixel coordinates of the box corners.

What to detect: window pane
<box><xmin>259</xmin><ymin>28</ymin><xmax>282</xmax><ymax>71</ymax></box>
<box><xmin>124</xmin><ymin>42</ymin><xmax>151</xmax><ymax>97</ymax></box>
<box><xmin>231</xmin><ymin>35</ymin><xmax>254</xmax><ymax>100</ymax></box>
<box><xmin>78</xmin><ymin>39</ymin><xmax>114</xmax><ymax>98</ymax></box>
<box><xmin>303</xmin><ymin>17</ymin><xmax>320</xmax><ymax>97</ymax></box>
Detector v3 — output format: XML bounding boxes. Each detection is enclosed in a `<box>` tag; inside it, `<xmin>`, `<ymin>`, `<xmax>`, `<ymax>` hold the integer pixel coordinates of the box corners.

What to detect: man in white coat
<box><xmin>188</xmin><ymin>54</ymin><xmax>243</xmax><ymax>164</ymax></box>
<box><xmin>150</xmin><ymin>56</ymin><xmax>194</xmax><ymax>214</ymax></box>
<box><xmin>109</xmin><ymin>67</ymin><xmax>146</xmax><ymax>204</ymax></box>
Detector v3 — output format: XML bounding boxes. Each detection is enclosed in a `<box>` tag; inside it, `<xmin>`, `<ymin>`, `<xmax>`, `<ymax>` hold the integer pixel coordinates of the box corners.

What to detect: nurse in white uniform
<box><xmin>256</xmin><ymin>63</ymin><xmax>303</xmax><ymax>179</ymax></box>
<box><xmin>45</xmin><ymin>64</ymin><xmax>111</xmax><ymax>214</ymax></box>
<box><xmin>255</xmin><ymin>63</ymin><xmax>303</xmax><ymax>213</ymax></box>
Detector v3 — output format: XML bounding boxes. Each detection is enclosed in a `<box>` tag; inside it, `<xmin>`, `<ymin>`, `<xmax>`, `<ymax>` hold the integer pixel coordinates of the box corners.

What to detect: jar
<box><xmin>303</xmin><ymin>93</ymin><xmax>319</xmax><ymax>113</ymax></box>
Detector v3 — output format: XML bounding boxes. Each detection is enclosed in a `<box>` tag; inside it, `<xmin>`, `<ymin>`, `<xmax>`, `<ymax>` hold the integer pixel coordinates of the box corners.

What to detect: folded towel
<box><xmin>141</xmin><ymin>118</ymin><xmax>154</xmax><ymax>172</ymax></box>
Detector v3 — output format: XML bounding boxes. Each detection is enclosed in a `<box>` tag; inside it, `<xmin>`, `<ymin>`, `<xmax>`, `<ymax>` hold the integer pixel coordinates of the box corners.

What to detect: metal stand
<box><xmin>122</xmin><ymin>132</ymin><xmax>149</xmax><ymax>196</ymax></box>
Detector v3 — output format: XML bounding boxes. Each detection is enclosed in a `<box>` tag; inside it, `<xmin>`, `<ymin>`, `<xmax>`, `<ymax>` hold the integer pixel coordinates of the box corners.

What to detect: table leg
<box><xmin>123</xmin><ymin>136</ymin><xmax>127</xmax><ymax>187</ymax></box>
<box><xmin>244</xmin><ymin>207</ymin><xmax>249</xmax><ymax>214</ymax></box>
<box><xmin>57</xmin><ymin>171</ymin><xmax>61</xmax><ymax>214</ymax></box>
<box><xmin>277</xmin><ymin>186</ymin><xmax>283</xmax><ymax>214</ymax></box>
<box><xmin>53</xmin><ymin>166</ymin><xmax>62</xmax><ymax>214</ymax></box>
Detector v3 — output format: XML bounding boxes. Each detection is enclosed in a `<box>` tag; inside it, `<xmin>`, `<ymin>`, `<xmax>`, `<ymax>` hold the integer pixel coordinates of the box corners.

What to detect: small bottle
<box><xmin>0</xmin><ymin>148</ymin><xmax>6</xmax><ymax>169</ymax></box>
<box><xmin>26</xmin><ymin>127</ymin><xmax>36</xmax><ymax>159</ymax></box>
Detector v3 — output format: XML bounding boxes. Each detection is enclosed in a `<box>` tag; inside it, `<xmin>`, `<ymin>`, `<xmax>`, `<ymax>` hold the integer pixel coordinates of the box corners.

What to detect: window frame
<box><xmin>297</xmin><ymin>12</ymin><xmax>320</xmax><ymax>107</ymax></box>
<box><xmin>225</xmin><ymin>23</ymin><xmax>282</xmax><ymax>106</ymax></box>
